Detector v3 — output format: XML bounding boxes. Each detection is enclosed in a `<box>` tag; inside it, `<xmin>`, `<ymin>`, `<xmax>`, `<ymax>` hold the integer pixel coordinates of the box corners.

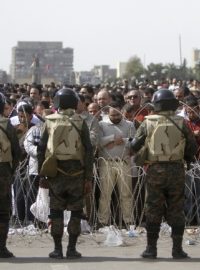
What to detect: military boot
<box><xmin>0</xmin><ymin>223</ymin><xmax>14</xmax><ymax>258</ymax></box>
<box><xmin>172</xmin><ymin>236</ymin><xmax>189</xmax><ymax>259</ymax></box>
<box><xmin>49</xmin><ymin>217</ymin><xmax>64</xmax><ymax>259</ymax></box>
<box><xmin>66</xmin><ymin>234</ymin><xmax>82</xmax><ymax>259</ymax></box>
<box><xmin>141</xmin><ymin>222</ymin><xmax>160</xmax><ymax>259</ymax></box>
<box><xmin>141</xmin><ymin>238</ymin><xmax>157</xmax><ymax>259</ymax></box>
<box><xmin>0</xmin><ymin>247</ymin><xmax>14</xmax><ymax>258</ymax></box>
<box><xmin>171</xmin><ymin>226</ymin><xmax>189</xmax><ymax>259</ymax></box>
<box><xmin>49</xmin><ymin>236</ymin><xmax>63</xmax><ymax>259</ymax></box>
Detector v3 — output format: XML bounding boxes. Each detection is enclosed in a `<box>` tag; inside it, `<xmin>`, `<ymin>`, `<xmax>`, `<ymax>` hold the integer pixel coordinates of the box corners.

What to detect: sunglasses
<box><xmin>127</xmin><ymin>95</ymin><xmax>139</xmax><ymax>99</ymax></box>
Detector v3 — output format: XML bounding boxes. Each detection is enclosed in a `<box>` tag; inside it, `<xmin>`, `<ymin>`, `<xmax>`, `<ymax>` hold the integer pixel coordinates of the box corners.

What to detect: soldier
<box><xmin>131</xmin><ymin>89</ymin><xmax>197</xmax><ymax>259</ymax></box>
<box><xmin>0</xmin><ymin>93</ymin><xmax>20</xmax><ymax>258</ymax></box>
<box><xmin>37</xmin><ymin>88</ymin><xmax>93</xmax><ymax>259</ymax></box>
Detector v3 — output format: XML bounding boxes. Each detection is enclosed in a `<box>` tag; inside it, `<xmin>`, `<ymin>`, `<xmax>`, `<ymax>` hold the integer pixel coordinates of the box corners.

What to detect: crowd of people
<box><xmin>0</xmin><ymin>77</ymin><xmax>200</xmax><ymax>259</ymax></box>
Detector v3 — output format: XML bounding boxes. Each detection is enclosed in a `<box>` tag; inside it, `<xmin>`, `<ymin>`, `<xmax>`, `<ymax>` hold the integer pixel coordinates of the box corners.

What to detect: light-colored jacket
<box><xmin>98</xmin><ymin>118</ymin><xmax>136</xmax><ymax>162</ymax></box>
<box><xmin>24</xmin><ymin>124</ymin><xmax>42</xmax><ymax>175</ymax></box>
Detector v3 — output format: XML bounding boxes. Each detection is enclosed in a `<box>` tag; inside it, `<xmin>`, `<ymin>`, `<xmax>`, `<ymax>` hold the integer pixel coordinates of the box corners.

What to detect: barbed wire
<box><xmin>8</xmin><ymin>102</ymin><xmax>200</xmax><ymax>246</ymax></box>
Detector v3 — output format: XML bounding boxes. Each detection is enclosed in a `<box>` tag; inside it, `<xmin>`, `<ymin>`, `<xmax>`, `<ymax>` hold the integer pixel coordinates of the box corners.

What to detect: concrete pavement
<box><xmin>1</xmin><ymin>229</ymin><xmax>200</xmax><ymax>270</ymax></box>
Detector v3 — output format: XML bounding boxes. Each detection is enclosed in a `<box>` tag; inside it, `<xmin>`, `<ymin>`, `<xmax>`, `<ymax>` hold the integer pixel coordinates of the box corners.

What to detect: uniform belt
<box><xmin>57</xmin><ymin>167</ymin><xmax>84</xmax><ymax>177</ymax></box>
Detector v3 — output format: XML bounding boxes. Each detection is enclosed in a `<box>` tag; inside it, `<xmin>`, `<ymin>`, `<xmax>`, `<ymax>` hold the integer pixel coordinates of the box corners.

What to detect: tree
<box><xmin>146</xmin><ymin>63</ymin><xmax>164</xmax><ymax>80</ymax></box>
<box><xmin>124</xmin><ymin>55</ymin><xmax>144</xmax><ymax>79</ymax></box>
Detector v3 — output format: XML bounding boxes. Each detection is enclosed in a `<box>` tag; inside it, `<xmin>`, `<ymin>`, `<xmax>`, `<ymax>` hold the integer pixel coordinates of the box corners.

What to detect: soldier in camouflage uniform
<box><xmin>38</xmin><ymin>88</ymin><xmax>93</xmax><ymax>259</ymax></box>
<box><xmin>131</xmin><ymin>89</ymin><xmax>197</xmax><ymax>259</ymax></box>
<box><xmin>0</xmin><ymin>93</ymin><xmax>20</xmax><ymax>258</ymax></box>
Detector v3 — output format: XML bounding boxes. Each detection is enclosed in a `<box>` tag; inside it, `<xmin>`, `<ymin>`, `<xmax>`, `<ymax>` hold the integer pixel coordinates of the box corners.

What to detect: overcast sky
<box><xmin>1</xmin><ymin>0</ymin><xmax>200</xmax><ymax>72</ymax></box>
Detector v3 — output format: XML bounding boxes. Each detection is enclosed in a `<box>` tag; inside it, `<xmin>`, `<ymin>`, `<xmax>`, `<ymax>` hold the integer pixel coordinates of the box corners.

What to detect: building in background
<box><xmin>10</xmin><ymin>41</ymin><xmax>73</xmax><ymax>84</ymax></box>
<box><xmin>192</xmin><ymin>48</ymin><xmax>200</xmax><ymax>68</ymax></box>
<box><xmin>91</xmin><ymin>65</ymin><xmax>116</xmax><ymax>82</ymax></box>
<box><xmin>0</xmin><ymin>69</ymin><xmax>8</xmax><ymax>84</ymax></box>
<box><xmin>117</xmin><ymin>62</ymin><xmax>127</xmax><ymax>78</ymax></box>
<box><xmin>74</xmin><ymin>65</ymin><xmax>116</xmax><ymax>85</ymax></box>
<box><xmin>74</xmin><ymin>71</ymin><xmax>100</xmax><ymax>85</ymax></box>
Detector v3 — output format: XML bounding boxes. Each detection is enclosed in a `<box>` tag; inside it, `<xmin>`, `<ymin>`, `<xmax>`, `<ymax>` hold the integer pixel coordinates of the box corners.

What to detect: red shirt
<box><xmin>134</xmin><ymin>107</ymin><xmax>148</xmax><ymax>123</ymax></box>
<box><xmin>186</xmin><ymin>119</ymin><xmax>200</xmax><ymax>159</ymax></box>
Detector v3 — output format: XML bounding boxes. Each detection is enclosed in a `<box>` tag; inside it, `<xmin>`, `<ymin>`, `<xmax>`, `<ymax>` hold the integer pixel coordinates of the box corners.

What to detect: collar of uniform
<box><xmin>80</xmin><ymin>111</ymin><xmax>89</xmax><ymax>120</ymax></box>
<box><xmin>58</xmin><ymin>109</ymin><xmax>75</xmax><ymax>116</ymax></box>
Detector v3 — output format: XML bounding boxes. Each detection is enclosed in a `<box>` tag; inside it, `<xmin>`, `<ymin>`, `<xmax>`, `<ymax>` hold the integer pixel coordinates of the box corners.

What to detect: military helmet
<box><xmin>53</xmin><ymin>87</ymin><xmax>78</xmax><ymax>110</ymax></box>
<box><xmin>0</xmin><ymin>92</ymin><xmax>6</xmax><ymax>114</ymax></box>
<box><xmin>152</xmin><ymin>89</ymin><xmax>179</xmax><ymax>112</ymax></box>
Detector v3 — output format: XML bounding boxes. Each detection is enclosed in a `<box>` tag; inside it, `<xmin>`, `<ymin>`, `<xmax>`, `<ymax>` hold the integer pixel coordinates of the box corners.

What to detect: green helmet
<box><xmin>152</xmin><ymin>89</ymin><xmax>179</xmax><ymax>112</ymax></box>
<box><xmin>53</xmin><ymin>88</ymin><xmax>78</xmax><ymax>110</ymax></box>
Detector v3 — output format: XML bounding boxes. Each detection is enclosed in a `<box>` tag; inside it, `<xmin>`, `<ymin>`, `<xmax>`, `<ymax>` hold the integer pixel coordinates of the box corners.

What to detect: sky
<box><xmin>1</xmin><ymin>0</ymin><xmax>200</xmax><ymax>73</ymax></box>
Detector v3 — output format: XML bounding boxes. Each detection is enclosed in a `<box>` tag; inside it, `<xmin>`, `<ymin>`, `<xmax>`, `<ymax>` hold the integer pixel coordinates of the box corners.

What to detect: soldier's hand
<box><xmin>84</xmin><ymin>181</ymin><xmax>92</xmax><ymax>195</ymax></box>
<box><xmin>39</xmin><ymin>177</ymin><xmax>49</xmax><ymax>189</ymax></box>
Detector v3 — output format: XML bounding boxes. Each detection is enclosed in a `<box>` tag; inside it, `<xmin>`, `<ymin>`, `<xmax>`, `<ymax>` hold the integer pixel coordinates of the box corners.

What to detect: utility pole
<box><xmin>143</xmin><ymin>54</ymin><xmax>146</xmax><ymax>69</ymax></box>
<box><xmin>179</xmin><ymin>35</ymin><xmax>182</xmax><ymax>67</ymax></box>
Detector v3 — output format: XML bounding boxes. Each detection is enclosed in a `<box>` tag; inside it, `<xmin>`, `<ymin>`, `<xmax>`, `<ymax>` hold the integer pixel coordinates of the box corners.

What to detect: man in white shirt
<box><xmin>97</xmin><ymin>102</ymin><xmax>136</xmax><ymax>228</ymax></box>
<box><xmin>10</xmin><ymin>101</ymin><xmax>43</xmax><ymax>126</ymax></box>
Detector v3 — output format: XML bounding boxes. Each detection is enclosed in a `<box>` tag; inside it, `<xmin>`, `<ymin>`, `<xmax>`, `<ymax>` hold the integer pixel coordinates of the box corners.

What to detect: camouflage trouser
<box><xmin>0</xmin><ymin>175</ymin><xmax>12</xmax><ymax>223</ymax></box>
<box><xmin>145</xmin><ymin>162</ymin><xmax>185</xmax><ymax>227</ymax></box>
<box><xmin>50</xmin><ymin>213</ymin><xmax>81</xmax><ymax>237</ymax></box>
<box><xmin>48</xmin><ymin>160</ymin><xmax>85</xmax><ymax>237</ymax></box>
<box><xmin>48</xmin><ymin>160</ymin><xmax>85</xmax><ymax>211</ymax></box>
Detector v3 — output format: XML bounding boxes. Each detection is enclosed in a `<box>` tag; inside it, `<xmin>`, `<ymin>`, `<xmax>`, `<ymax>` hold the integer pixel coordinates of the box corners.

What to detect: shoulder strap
<box><xmin>0</xmin><ymin>125</ymin><xmax>11</xmax><ymax>142</ymax></box>
<box><xmin>68</xmin><ymin>117</ymin><xmax>81</xmax><ymax>137</ymax></box>
<box><xmin>68</xmin><ymin>117</ymin><xmax>87</xmax><ymax>149</ymax></box>
<box><xmin>159</xmin><ymin>113</ymin><xmax>186</xmax><ymax>137</ymax></box>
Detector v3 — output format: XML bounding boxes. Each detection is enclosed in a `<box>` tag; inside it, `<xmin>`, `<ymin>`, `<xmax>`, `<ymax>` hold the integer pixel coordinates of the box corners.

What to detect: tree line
<box><xmin>124</xmin><ymin>55</ymin><xmax>200</xmax><ymax>81</ymax></box>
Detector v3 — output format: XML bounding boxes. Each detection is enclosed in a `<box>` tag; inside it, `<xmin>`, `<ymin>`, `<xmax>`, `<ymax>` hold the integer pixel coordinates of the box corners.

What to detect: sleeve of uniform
<box><xmin>123</xmin><ymin>121</ymin><xmax>136</xmax><ymax>146</ymax></box>
<box><xmin>6</xmin><ymin>121</ymin><xmax>21</xmax><ymax>173</ymax></box>
<box><xmin>81</xmin><ymin>120</ymin><xmax>94</xmax><ymax>181</ymax></box>
<box><xmin>182</xmin><ymin>121</ymin><xmax>198</xmax><ymax>163</ymax></box>
<box><xmin>131</xmin><ymin>120</ymin><xmax>147</xmax><ymax>152</ymax></box>
<box><xmin>37</xmin><ymin>123</ymin><xmax>49</xmax><ymax>173</ymax></box>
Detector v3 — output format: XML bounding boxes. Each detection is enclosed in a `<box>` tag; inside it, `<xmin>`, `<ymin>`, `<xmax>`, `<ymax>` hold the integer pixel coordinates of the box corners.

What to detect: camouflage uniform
<box><xmin>145</xmin><ymin>162</ymin><xmax>185</xmax><ymax>226</ymax></box>
<box><xmin>132</xmin><ymin>110</ymin><xmax>197</xmax><ymax>258</ymax></box>
<box><xmin>0</xmin><ymin>118</ymin><xmax>20</xmax><ymax>258</ymax></box>
<box><xmin>38</xmin><ymin>109</ymin><xmax>93</xmax><ymax>259</ymax></box>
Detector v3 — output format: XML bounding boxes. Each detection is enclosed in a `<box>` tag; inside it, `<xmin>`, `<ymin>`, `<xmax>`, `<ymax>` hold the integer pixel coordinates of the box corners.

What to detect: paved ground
<box><xmin>1</xmin><ymin>228</ymin><xmax>200</xmax><ymax>270</ymax></box>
